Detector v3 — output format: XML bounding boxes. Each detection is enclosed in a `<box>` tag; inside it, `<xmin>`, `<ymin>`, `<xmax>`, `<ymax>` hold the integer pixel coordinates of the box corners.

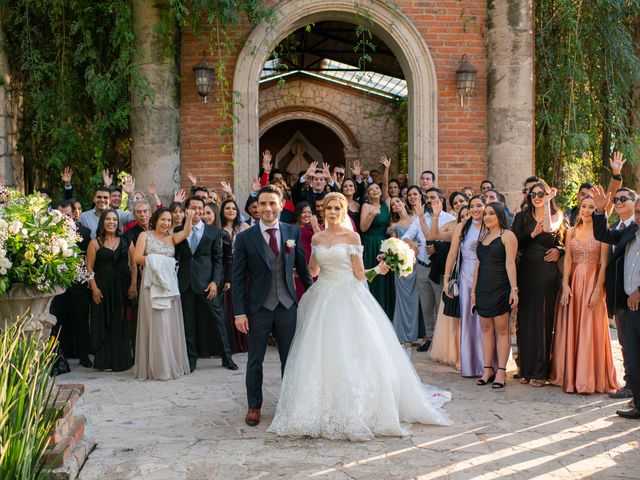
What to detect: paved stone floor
<box><xmin>58</xmin><ymin>332</ymin><xmax>639</xmax><ymax>480</ymax></box>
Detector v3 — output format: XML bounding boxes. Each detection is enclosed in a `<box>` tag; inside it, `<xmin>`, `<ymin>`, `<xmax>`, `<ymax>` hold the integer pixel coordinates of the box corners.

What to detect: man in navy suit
<box><xmin>232</xmin><ymin>185</ymin><xmax>313</xmax><ymax>426</ymax></box>
<box><xmin>592</xmin><ymin>186</ymin><xmax>640</xmax><ymax>419</ymax></box>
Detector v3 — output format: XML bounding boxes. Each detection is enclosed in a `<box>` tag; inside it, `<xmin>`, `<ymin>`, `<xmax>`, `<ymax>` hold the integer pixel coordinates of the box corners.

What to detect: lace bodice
<box><xmin>570</xmin><ymin>237</ymin><xmax>600</xmax><ymax>265</ymax></box>
<box><xmin>145</xmin><ymin>234</ymin><xmax>175</xmax><ymax>257</ymax></box>
<box><xmin>311</xmin><ymin>243</ymin><xmax>363</xmax><ymax>282</ymax></box>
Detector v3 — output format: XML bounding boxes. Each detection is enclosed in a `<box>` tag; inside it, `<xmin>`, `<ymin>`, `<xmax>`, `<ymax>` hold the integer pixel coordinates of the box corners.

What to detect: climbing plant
<box><xmin>535</xmin><ymin>0</ymin><xmax>640</xmax><ymax>202</ymax></box>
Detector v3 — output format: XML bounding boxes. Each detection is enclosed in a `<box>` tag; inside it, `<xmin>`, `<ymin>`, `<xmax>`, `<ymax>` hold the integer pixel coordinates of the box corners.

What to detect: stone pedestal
<box><xmin>487</xmin><ymin>0</ymin><xmax>534</xmax><ymax>210</ymax></box>
<box><xmin>0</xmin><ymin>284</ymin><xmax>64</xmax><ymax>345</ymax></box>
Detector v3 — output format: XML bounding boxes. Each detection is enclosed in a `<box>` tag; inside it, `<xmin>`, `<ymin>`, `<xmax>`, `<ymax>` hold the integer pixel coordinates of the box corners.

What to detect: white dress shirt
<box><xmin>260</xmin><ymin>220</ymin><xmax>281</xmax><ymax>252</ymax></box>
<box><xmin>401</xmin><ymin>211</ymin><xmax>456</xmax><ymax>264</ymax></box>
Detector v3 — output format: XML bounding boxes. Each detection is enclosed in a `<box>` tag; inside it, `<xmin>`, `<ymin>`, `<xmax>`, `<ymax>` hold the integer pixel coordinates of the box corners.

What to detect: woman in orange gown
<box><xmin>550</xmin><ymin>196</ymin><xmax>619</xmax><ymax>394</ymax></box>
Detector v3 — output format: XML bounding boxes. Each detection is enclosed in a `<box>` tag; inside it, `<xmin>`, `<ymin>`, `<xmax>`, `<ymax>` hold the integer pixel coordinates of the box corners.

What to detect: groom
<box><xmin>232</xmin><ymin>185</ymin><xmax>313</xmax><ymax>426</ymax></box>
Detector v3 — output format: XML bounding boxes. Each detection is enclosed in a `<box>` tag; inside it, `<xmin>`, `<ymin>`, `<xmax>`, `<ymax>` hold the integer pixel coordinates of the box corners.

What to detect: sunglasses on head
<box><xmin>529</xmin><ymin>191</ymin><xmax>545</xmax><ymax>199</ymax></box>
<box><xmin>613</xmin><ymin>196</ymin><xmax>632</xmax><ymax>204</ymax></box>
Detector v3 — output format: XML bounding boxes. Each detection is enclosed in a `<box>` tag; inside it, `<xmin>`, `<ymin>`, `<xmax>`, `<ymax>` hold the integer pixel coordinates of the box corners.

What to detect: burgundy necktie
<box><xmin>266</xmin><ymin>228</ymin><xmax>279</xmax><ymax>256</ymax></box>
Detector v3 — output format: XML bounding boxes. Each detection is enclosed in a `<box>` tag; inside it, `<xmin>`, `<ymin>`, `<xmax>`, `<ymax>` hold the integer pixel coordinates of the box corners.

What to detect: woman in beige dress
<box><xmin>133</xmin><ymin>207</ymin><xmax>194</xmax><ymax>380</ymax></box>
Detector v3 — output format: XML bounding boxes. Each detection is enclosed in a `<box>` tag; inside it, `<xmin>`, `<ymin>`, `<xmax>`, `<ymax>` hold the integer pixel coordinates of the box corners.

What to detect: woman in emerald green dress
<box><xmin>360</xmin><ymin>156</ymin><xmax>395</xmax><ymax>317</ymax></box>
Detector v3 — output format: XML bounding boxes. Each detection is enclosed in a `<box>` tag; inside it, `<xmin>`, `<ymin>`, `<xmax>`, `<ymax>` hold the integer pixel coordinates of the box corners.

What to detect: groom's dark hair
<box><xmin>257</xmin><ymin>184</ymin><xmax>283</xmax><ymax>202</ymax></box>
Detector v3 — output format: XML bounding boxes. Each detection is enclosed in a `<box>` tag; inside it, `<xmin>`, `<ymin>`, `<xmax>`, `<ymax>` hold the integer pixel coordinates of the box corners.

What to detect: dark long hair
<box><xmin>96</xmin><ymin>209</ymin><xmax>120</xmax><ymax>244</ymax></box>
<box><xmin>204</xmin><ymin>202</ymin><xmax>221</xmax><ymax>228</ymax></box>
<box><xmin>294</xmin><ymin>201</ymin><xmax>312</xmax><ymax>226</ymax></box>
<box><xmin>460</xmin><ymin>195</ymin><xmax>485</xmax><ymax>242</ymax></box>
<box><xmin>150</xmin><ymin>207</ymin><xmax>171</xmax><ymax>230</ymax></box>
<box><xmin>449</xmin><ymin>191</ymin><xmax>469</xmax><ymax>211</ymax></box>
<box><xmin>405</xmin><ymin>185</ymin><xmax>425</xmax><ymax>212</ymax></box>
<box><xmin>479</xmin><ymin>202</ymin><xmax>510</xmax><ymax>241</ymax></box>
<box><xmin>220</xmin><ymin>199</ymin><xmax>242</xmax><ymax>232</ymax></box>
<box><xmin>525</xmin><ymin>180</ymin><xmax>566</xmax><ymax>242</ymax></box>
<box><xmin>389</xmin><ymin>196</ymin><xmax>409</xmax><ymax>223</ymax></box>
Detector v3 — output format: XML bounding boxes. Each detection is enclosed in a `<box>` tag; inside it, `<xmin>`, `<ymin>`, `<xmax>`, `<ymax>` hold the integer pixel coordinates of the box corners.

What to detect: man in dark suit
<box><xmin>592</xmin><ymin>186</ymin><xmax>640</xmax><ymax>419</ymax></box>
<box><xmin>175</xmin><ymin>196</ymin><xmax>237</xmax><ymax>372</ymax></box>
<box><xmin>232</xmin><ymin>185</ymin><xmax>313</xmax><ymax>427</ymax></box>
<box><xmin>291</xmin><ymin>162</ymin><xmax>339</xmax><ymax>214</ymax></box>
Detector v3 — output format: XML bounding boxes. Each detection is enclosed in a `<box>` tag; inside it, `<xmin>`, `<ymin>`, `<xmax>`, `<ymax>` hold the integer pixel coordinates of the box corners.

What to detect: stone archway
<box><xmin>233</xmin><ymin>0</ymin><xmax>437</xmax><ymax>200</ymax></box>
<box><xmin>259</xmin><ymin>106</ymin><xmax>360</xmax><ymax>164</ymax></box>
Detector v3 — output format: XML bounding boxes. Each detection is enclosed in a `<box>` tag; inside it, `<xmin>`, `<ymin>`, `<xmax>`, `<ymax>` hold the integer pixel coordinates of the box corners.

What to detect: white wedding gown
<box><xmin>268</xmin><ymin>243</ymin><xmax>453</xmax><ymax>441</ymax></box>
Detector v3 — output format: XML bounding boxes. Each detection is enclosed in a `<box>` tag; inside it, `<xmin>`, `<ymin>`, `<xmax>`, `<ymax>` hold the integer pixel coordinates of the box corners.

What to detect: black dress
<box><xmin>512</xmin><ymin>211</ymin><xmax>563</xmax><ymax>380</ymax></box>
<box><xmin>90</xmin><ymin>238</ymin><xmax>133</xmax><ymax>371</ymax></box>
<box><xmin>475</xmin><ymin>235</ymin><xmax>511</xmax><ymax>317</ymax></box>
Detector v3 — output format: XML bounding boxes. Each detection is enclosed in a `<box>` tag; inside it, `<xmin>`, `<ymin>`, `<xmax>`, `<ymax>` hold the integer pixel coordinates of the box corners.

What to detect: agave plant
<box><xmin>0</xmin><ymin>314</ymin><xmax>60</xmax><ymax>479</ymax></box>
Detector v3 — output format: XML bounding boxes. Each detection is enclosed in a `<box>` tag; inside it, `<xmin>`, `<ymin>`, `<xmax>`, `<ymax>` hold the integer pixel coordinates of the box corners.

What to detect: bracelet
<box><xmin>443</xmin><ymin>274</ymin><xmax>450</xmax><ymax>278</ymax></box>
<box><xmin>612</xmin><ymin>173</ymin><xmax>623</xmax><ymax>181</ymax></box>
<box><xmin>511</xmin><ymin>287</ymin><xmax>519</xmax><ymax>292</ymax></box>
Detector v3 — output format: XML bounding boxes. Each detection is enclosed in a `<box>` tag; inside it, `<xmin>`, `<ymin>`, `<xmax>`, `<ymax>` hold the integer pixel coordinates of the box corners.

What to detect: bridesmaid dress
<box><xmin>549</xmin><ymin>237</ymin><xmax>619</xmax><ymax>393</ymax></box>
<box><xmin>390</xmin><ymin>225</ymin><xmax>420</xmax><ymax>344</ymax></box>
<box><xmin>458</xmin><ymin>222</ymin><xmax>484</xmax><ymax>377</ymax></box>
<box><xmin>361</xmin><ymin>202</ymin><xmax>395</xmax><ymax>317</ymax></box>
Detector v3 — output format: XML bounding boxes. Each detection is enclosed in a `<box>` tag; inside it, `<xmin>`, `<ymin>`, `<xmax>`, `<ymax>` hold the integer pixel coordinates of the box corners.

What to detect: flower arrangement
<box><xmin>0</xmin><ymin>187</ymin><xmax>84</xmax><ymax>295</ymax></box>
<box><xmin>365</xmin><ymin>237</ymin><xmax>415</xmax><ymax>282</ymax></box>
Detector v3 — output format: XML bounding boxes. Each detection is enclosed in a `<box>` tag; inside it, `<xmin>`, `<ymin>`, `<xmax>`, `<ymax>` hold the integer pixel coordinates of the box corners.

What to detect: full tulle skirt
<box><xmin>268</xmin><ymin>275</ymin><xmax>452</xmax><ymax>441</ymax></box>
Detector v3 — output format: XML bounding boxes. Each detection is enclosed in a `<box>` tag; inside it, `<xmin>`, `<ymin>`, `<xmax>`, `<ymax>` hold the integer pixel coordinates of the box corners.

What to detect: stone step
<box><xmin>43</xmin><ymin>416</ymin><xmax>86</xmax><ymax>468</ymax></box>
<box><xmin>49</xmin><ymin>384</ymin><xmax>84</xmax><ymax>419</ymax></box>
<box><xmin>50</xmin><ymin>414</ymin><xmax>85</xmax><ymax>445</ymax></box>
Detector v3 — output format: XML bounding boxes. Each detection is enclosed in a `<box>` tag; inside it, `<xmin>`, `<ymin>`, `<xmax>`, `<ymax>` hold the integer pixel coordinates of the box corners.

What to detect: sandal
<box><xmin>530</xmin><ymin>379</ymin><xmax>546</xmax><ymax>388</ymax></box>
<box><xmin>492</xmin><ymin>367</ymin><xmax>507</xmax><ymax>389</ymax></box>
<box><xmin>476</xmin><ymin>366</ymin><xmax>496</xmax><ymax>386</ymax></box>
<box><xmin>519</xmin><ymin>377</ymin><xmax>530</xmax><ymax>385</ymax></box>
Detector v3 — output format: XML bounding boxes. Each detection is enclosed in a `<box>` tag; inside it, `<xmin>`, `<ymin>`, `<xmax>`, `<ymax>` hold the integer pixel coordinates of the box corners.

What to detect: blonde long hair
<box><xmin>323</xmin><ymin>192</ymin><xmax>352</xmax><ymax>229</ymax></box>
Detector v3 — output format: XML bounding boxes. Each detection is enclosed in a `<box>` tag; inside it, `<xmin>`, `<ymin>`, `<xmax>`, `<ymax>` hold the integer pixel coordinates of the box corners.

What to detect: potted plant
<box><xmin>0</xmin><ymin>187</ymin><xmax>85</xmax><ymax>343</ymax></box>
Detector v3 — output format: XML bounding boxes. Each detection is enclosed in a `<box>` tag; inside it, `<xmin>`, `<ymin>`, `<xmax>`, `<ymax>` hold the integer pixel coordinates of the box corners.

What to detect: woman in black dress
<box><xmin>472</xmin><ymin>203</ymin><xmax>519</xmax><ymax>388</ymax></box>
<box><xmin>512</xmin><ymin>181</ymin><xmax>565</xmax><ymax>387</ymax></box>
<box><xmin>86</xmin><ymin>210</ymin><xmax>133</xmax><ymax>371</ymax></box>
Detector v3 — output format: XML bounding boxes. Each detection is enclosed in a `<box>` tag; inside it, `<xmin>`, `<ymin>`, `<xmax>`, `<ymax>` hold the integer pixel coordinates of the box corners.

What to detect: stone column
<box><xmin>0</xmin><ymin>24</ymin><xmax>24</xmax><ymax>191</ymax></box>
<box><xmin>131</xmin><ymin>1</ymin><xmax>180</xmax><ymax>204</ymax></box>
<box><xmin>487</xmin><ymin>0</ymin><xmax>534</xmax><ymax>210</ymax></box>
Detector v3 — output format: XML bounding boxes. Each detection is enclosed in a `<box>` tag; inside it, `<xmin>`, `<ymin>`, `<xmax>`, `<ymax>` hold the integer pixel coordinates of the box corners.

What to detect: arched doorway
<box><xmin>233</xmin><ymin>0</ymin><xmax>437</xmax><ymax>200</ymax></box>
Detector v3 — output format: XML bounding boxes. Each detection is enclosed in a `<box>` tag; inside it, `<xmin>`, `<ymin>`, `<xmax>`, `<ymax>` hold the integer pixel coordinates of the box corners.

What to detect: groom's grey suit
<box><xmin>232</xmin><ymin>221</ymin><xmax>313</xmax><ymax>409</ymax></box>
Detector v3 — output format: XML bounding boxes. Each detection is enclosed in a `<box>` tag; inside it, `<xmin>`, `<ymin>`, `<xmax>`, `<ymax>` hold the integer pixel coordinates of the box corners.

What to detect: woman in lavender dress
<box><xmin>443</xmin><ymin>195</ymin><xmax>486</xmax><ymax>377</ymax></box>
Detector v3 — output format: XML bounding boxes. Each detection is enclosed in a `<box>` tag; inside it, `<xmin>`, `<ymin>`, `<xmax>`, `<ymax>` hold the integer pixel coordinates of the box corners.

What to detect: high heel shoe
<box><xmin>476</xmin><ymin>366</ymin><xmax>496</xmax><ymax>385</ymax></box>
<box><xmin>492</xmin><ymin>367</ymin><xmax>507</xmax><ymax>389</ymax></box>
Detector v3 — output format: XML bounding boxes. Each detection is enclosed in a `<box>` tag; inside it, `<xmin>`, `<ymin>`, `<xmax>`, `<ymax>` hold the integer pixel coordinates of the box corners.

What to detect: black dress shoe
<box><xmin>416</xmin><ymin>340</ymin><xmax>432</xmax><ymax>352</ymax></box>
<box><xmin>79</xmin><ymin>356</ymin><xmax>93</xmax><ymax>368</ymax></box>
<box><xmin>190</xmin><ymin>365</ymin><xmax>196</xmax><ymax>373</ymax></box>
<box><xmin>222</xmin><ymin>358</ymin><xmax>239</xmax><ymax>370</ymax></box>
<box><xmin>616</xmin><ymin>407</ymin><xmax>640</xmax><ymax>419</ymax></box>
<box><xmin>610</xmin><ymin>385</ymin><xmax>633</xmax><ymax>399</ymax></box>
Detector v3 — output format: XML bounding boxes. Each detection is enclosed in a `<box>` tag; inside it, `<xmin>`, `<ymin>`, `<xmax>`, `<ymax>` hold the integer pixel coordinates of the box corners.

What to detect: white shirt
<box><xmin>187</xmin><ymin>220</ymin><xmax>204</xmax><ymax>247</ymax></box>
<box><xmin>401</xmin><ymin>211</ymin><xmax>456</xmax><ymax>264</ymax></box>
<box><xmin>260</xmin><ymin>220</ymin><xmax>281</xmax><ymax>252</ymax></box>
<box><xmin>617</xmin><ymin>216</ymin><xmax>635</xmax><ymax>230</ymax></box>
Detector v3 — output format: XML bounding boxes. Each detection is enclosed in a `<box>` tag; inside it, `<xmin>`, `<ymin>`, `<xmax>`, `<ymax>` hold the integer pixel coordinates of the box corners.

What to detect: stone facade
<box><xmin>179</xmin><ymin>0</ymin><xmax>490</xmax><ymax>200</ymax></box>
<box><xmin>259</xmin><ymin>76</ymin><xmax>399</xmax><ymax>172</ymax></box>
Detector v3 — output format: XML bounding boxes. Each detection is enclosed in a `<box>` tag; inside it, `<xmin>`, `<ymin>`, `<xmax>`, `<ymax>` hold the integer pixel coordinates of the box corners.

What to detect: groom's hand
<box><xmin>205</xmin><ymin>281</ymin><xmax>218</xmax><ymax>300</ymax></box>
<box><xmin>235</xmin><ymin>315</ymin><xmax>249</xmax><ymax>333</ymax></box>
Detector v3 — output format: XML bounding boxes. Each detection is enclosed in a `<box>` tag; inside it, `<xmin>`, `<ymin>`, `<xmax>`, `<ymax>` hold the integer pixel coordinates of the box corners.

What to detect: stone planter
<box><xmin>0</xmin><ymin>284</ymin><xmax>65</xmax><ymax>344</ymax></box>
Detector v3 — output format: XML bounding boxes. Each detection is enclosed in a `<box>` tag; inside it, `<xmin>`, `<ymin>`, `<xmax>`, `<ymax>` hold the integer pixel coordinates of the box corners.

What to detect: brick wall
<box><xmin>180</xmin><ymin>0</ymin><xmax>487</xmax><ymax>198</ymax></box>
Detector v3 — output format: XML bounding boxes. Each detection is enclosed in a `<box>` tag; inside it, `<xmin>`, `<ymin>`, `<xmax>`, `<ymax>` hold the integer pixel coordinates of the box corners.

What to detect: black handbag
<box><xmin>442</xmin><ymin>246</ymin><xmax>461</xmax><ymax>317</ymax></box>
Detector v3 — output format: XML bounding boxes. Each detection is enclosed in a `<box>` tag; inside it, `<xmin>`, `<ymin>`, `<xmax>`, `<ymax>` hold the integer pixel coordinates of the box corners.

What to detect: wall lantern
<box><xmin>192</xmin><ymin>52</ymin><xmax>215</xmax><ymax>104</ymax></box>
<box><xmin>455</xmin><ymin>54</ymin><xmax>477</xmax><ymax>107</ymax></box>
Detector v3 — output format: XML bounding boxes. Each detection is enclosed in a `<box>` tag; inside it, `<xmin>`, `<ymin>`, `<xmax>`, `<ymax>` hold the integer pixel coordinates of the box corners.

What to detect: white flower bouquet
<box><xmin>0</xmin><ymin>187</ymin><xmax>85</xmax><ymax>295</ymax></box>
<box><xmin>365</xmin><ymin>237</ymin><xmax>415</xmax><ymax>282</ymax></box>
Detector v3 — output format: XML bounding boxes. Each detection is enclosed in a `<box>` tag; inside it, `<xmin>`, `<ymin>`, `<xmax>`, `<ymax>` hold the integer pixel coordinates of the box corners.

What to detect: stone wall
<box><xmin>259</xmin><ymin>76</ymin><xmax>399</xmax><ymax>171</ymax></box>
<box><xmin>179</xmin><ymin>0</ymin><xmax>489</xmax><ymax>197</ymax></box>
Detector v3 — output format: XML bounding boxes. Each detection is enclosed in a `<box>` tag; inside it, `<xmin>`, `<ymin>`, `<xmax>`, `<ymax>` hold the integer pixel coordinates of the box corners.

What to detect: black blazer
<box><xmin>592</xmin><ymin>212</ymin><xmax>638</xmax><ymax>316</ymax></box>
<box><xmin>291</xmin><ymin>180</ymin><xmax>339</xmax><ymax>214</ymax></box>
<box><xmin>231</xmin><ymin>223</ymin><xmax>313</xmax><ymax>317</ymax></box>
<box><xmin>174</xmin><ymin>223</ymin><xmax>223</xmax><ymax>294</ymax></box>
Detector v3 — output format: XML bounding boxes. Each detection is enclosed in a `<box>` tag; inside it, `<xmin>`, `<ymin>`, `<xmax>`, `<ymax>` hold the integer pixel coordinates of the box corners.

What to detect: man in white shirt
<box><xmin>402</xmin><ymin>187</ymin><xmax>455</xmax><ymax>351</ymax></box>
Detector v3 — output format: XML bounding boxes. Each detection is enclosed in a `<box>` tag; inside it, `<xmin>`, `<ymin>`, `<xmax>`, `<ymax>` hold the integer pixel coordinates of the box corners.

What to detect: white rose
<box><xmin>0</xmin><ymin>219</ymin><xmax>7</xmax><ymax>230</ymax></box>
<box><xmin>63</xmin><ymin>248</ymin><xmax>74</xmax><ymax>258</ymax></box>
<box><xmin>8</xmin><ymin>220</ymin><xmax>22</xmax><ymax>235</ymax></box>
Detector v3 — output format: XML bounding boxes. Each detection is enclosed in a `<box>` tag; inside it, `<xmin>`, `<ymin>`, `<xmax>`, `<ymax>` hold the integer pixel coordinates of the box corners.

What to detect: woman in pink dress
<box><xmin>550</xmin><ymin>196</ymin><xmax>619</xmax><ymax>393</ymax></box>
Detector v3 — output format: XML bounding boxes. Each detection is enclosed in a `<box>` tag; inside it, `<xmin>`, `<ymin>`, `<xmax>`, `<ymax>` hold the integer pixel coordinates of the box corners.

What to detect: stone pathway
<box><xmin>57</xmin><ymin>333</ymin><xmax>639</xmax><ymax>480</ymax></box>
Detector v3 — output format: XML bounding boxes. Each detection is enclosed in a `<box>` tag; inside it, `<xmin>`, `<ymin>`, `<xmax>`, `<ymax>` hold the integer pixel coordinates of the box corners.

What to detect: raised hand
<box><xmin>322</xmin><ymin>162</ymin><xmax>332</xmax><ymax>180</ymax></box>
<box><xmin>147</xmin><ymin>181</ymin><xmax>157</xmax><ymax>196</ymax></box>
<box><xmin>589</xmin><ymin>185</ymin><xmax>610</xmax><ymax>213</ymax></box>
<box><xmin>304</xmin><ymin>161</ymin><xmax>319</xmax><ymax>179</ymax></box>
<box><xmin>102</xmin><ymin>169</ymin><xmax>113</xmax><ymax>187</ymax></box>
<box><xmin>610</xmin><ymin>151</ymin><xmax>626</xmax><ymax>176</ymax></box>
<box><xmin>220</xmin><ymin>181</ymin><xmax>233</xmax><ymax>195</ymax></box>
<box><xmin>173</xmin><ymin>189</ymin><xmax>186</xmax><ymax>203</ymax></box>
<box><xmin>545</xmin><ymin>187</ymin><xmax>558</xmax><ymax>201</ymax></box>
<box><xmin>261</xmin><ymin>150</ymin><xmax>272</xmax><ymax>172</ymax></box>
<box><xmin>379</xmin><ymin>154</ymin><xmax>391</xmax><ymax>170</ymax></box>
<box><xmin>412</xmin><ymin>201</ymin><xmax>424</xmax><ymax>217</ymax></box>
<box><xmin>61</xmin><ymin>167</ymin><xmax>73</xmax><ymax>186</ymax></box>
<box><xmin>251</xmin><ymin>177</ymin><xmax>261</xmax><ymax>192</ymax></box>
<box><xmin>187</xmin><ymin>170</ymin><xmax>198</xmax><ymax>186</ymax></box>
<box><xmin>350</xmin><ymin>159</ymin><xmax>362</xmax><ymax>178</ymax></box>
<box><xmin>431</xmin><ymin>197</ymin><xmax>442</xmax><ymax>217</ymax></box>
<box><xmin>184</xmin><ymin>208</ymin><xmax>195</xmax><ymax>221</ymax></box>
<box><xmin>123</xmin><ymin>175</ymin><xmax>135</xmax><ymax>195</ymax></box>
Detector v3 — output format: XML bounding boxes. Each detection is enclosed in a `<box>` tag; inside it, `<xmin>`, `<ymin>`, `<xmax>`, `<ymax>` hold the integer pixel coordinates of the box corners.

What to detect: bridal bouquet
<box><xmin>365</xmin><ymin>237</ymin><xmax>415</xmax><ymax>282</ymax></box>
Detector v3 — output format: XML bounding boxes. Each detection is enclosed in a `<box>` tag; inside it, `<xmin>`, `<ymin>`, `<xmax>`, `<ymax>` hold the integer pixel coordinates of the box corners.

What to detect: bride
<box><xmin>268</xmin><ymin>192</ymin><xmax>452</xmax><ymax>441</ymax></box>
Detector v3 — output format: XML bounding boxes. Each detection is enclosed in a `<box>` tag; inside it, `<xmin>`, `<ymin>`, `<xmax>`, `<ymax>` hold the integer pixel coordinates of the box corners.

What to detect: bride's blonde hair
<box><xmin>323</xmin><ymin>192</ymin><xmax>349</xmax><ymax>224</ymax></box>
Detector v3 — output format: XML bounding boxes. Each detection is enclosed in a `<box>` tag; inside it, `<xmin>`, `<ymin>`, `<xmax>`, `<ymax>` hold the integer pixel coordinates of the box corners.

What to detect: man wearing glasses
<box><xmin>479</xmin><ymin>179</ymin><xmax>494</xmax><ymax>194</ymax></box>
<box><xmin>331</xmin><ymin>164</ymin><xmax>347</xmax><ymax>189</ymax></box>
